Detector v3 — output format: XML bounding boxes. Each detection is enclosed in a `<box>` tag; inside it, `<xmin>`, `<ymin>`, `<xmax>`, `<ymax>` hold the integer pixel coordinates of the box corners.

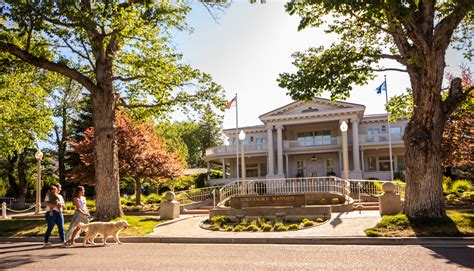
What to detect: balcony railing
<box><xmin>284</xmin><ymin>136</ymin><xmax>340</xmax><ymax>149</ymax></box>
<box><xmin>362</xmin><ymin>133</ymin><xmax>403</xmax><ymax>144</ymax></box>
<box><xmin>205</xmin><ymin>143</ymin><xmax>267</xmax><ymax>156</ymax></box>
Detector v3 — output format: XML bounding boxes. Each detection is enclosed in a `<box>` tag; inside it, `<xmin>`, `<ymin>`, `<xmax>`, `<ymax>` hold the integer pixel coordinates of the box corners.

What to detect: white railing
<box><xmin>285</xmin><ymin>137</ymin><xmax>340</xmax><ymax>149</ymax></box>
<box><xmin>174</xmin><ymin>186</ymin><xmax>222</xmax><ymax>205</ymax></box>
<box><xmin>348</xmin><ymin>179</ymin><xmax>405</xmax><ymax>200</ymax></box>
<box><xmin>363</xmin><ymin>133</ymin><xmax>403</xmax><ymax>144</ymax></box>
<box><xmin>218</xmin><ymin>177</ymin><xmax>350</xmax><ymax>207</ymax></box>
<box><xmin>205</xmin><ymin>143</ymin><xmax>267</xmax><ymax>156</ymax></box>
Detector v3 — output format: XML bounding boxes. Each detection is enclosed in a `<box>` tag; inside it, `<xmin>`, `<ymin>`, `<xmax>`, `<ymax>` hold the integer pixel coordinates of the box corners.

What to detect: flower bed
<box><xmin>200</xmin><ymin>216</ymin><xmax>328</xmax><ymax>232</ymax></box>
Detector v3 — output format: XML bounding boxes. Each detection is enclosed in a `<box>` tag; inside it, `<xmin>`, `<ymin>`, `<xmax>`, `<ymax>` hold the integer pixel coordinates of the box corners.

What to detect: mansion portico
<box><xmin>204</xmin><ymin>98</ymin><xmax>407</xmax><ymax>185</ymax></box>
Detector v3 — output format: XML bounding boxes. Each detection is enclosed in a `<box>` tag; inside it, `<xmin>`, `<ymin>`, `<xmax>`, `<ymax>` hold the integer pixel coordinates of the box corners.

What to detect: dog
<box><xmin>77</xmin><ymin>220</ymin><xmax>129</xmax><ymax>246</ymax></box>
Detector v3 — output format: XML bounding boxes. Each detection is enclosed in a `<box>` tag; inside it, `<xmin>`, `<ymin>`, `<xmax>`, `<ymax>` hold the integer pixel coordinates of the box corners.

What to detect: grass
<box><xmin>204</xmin><ymin>216</ymin><xmax>328</xmax><ymax>232</ymax></box>
<box><xmin>365</xmin><ymin>210</ymin><xmax>474</xmax><ymax>237</ymax></box>
<box><xmin>0</xmin><ymin>215</ymin><xmax>165</xmax><ymax>237</ymax></box>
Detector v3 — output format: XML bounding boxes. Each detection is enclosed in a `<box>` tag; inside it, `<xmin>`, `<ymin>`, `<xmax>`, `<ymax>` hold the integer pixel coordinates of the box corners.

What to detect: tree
<box><xmin>48</xmin><ymin>76</ymin><xmax>83</xmax><ymax>188</ymax></box>
<box><xmin>70</xmin><ymin>113</ymin><xmax>184</xmax><ymax>205</ymax></box>
<box><xmin>1</xmin><ymin>2</ymin><xmax>225</xmax><ymax>219</ymax></box>
<box><xmin>0</xmin><ymin>54</ymin><xmax>53</xmax><ymax>207</ymax></box>
<box><xmin>278</xmin><ymin>1</ymin><xmax>473</xmax><ymax>217</ymax></box>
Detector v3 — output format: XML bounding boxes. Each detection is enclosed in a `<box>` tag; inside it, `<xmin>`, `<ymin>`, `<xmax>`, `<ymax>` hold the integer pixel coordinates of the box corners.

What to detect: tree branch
<box><xmin>0</xmin><ymin>41</ymin><xmax>98</xmax><ymax>93</ymax></box>
<box><xmin>433</xmin><ymin>0</ymin><xmax>473</xmax><ymax>52</ymax></box>
<box><xmin>372</xmin><ymin>68</ymin><xmax>407</xmax><ymax>73</ymax></box>
<box><xmin>442</xmin><ymin>77</ymin><xmax>473</xmax><ymax>116</ymax></box>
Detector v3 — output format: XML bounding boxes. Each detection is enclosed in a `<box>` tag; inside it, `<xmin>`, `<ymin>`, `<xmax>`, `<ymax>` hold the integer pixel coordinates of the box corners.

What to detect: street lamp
<box><xmin>34</xmin><ymin>149</ymin><xmax>43</xmax><ymax>215</ymax></box>
<box><xmin>239</xmin><ymin>130</ymin><xmax>246</xmax><ymax>180</ymax></box>
<box><xmin>340</xmin><ymin>121</ymin><xmax>349</xmax><ymax>180</ymax></box>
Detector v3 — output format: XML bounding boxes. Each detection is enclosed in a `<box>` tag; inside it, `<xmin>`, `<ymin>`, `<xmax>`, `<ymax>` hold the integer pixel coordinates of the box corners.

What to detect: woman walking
<box><xmin>65</xmin><ymin>186</ymin><xmax>90</xmax><ymax>246</ymax></box>
<box><xmin>43</xmin><ymin>184</ymin><xmax>65</xmax><ymax>247</ymax></box>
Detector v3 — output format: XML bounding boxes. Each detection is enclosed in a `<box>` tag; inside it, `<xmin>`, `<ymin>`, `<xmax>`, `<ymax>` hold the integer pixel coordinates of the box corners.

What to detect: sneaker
<box><xmin>42</xmin><ymin>242</ymin><xmax>52</xmax><ymax>248</ymax></box>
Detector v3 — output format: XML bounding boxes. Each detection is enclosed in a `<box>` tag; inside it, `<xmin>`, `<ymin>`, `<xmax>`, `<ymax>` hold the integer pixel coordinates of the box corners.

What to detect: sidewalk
<box><xmin>151</xmin><ymin>211</ymin><xmax>381</xmax><ymax>238</ymax></box>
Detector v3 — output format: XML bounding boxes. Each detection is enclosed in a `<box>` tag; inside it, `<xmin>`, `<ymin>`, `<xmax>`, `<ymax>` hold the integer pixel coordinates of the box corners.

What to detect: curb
<box><xmin>1</xmin><ymin>236</ymin><xmax>473</xmax><ymax>246</ymax></box>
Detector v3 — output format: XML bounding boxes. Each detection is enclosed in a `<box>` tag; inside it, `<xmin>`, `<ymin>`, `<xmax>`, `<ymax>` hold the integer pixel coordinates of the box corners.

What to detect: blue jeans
<box><xmin>44</xmin><ymin>210</ymin><xmax>65</xmax><ymax>243</ymax></box>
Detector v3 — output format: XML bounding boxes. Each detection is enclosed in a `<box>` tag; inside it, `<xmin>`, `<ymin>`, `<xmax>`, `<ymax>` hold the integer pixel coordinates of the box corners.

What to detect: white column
<box><xmin>340</xmin><ymin>120</ymin><xmax>349</xmax><ymax>180</ymax></box>
<box><xmin>222</xmin><ymin>158</ymin><xmax>226</xmax><ymax>179</ymax></box>
<box><xmin>351</xmin><ymin>119</ymin><xmax>361</xmax><ymax>172</ymax></box>
<box><xmin>266</xmin><ymin>126</ymin><xmax>275</xmax><ymax>177</ymax></box>
<box><xmin>276</xmin><ymin>125</ymin><xmax>285</xmax><ymax>177</ymax></box>
<box><xmin>361</xmin><ymin>148</ymin><xmax>365</xmax><ymax>179</ymax></box>
<box><xmin>285</xmin><ymin>154</ymin><xmax>289</xmax><ymax>177</ymax></box>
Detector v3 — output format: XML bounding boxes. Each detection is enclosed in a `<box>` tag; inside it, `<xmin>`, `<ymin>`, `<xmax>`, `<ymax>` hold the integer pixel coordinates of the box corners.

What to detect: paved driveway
<box><xmin>151</xmin><ymin>211</ymin><xmax>381</xmax><ymax>237</ymax></box>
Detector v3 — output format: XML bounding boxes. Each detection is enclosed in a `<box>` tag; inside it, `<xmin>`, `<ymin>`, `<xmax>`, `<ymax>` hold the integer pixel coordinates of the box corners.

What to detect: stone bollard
<box><xmin>160</xmin><ymin>192</ymin><xmax>180</xmax><ymax>220</ymax></box>
<box><xmin>2</xmin><ymin>202</ymin><xmax>11</xmax><ymax>220</ymax></box>
<box><xmin>379</xmin><ymin>182</ymin><xmax>402</xmax><ymax>216</ymax></box>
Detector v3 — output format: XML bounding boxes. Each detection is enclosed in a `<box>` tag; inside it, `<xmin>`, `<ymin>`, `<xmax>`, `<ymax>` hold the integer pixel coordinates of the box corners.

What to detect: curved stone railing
<box><xmin>218</xmin><ymin>177</ymin><xmax>350</xmax><ymax>208</ymax></box>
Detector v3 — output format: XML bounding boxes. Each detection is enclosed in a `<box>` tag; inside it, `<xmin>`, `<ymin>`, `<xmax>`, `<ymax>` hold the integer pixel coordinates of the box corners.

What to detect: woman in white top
<box><xmin>44</xmin><ymin>184</ymin><xmax>66</xmax><ymax>247</ymax></box>
<box><xmin>65</xmin><ymin>186</ymin><xmax>90</xmax><ymax>246</ymax></box>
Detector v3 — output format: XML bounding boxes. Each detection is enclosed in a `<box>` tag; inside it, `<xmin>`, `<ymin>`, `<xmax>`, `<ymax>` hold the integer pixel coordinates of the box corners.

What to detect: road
<box><xmin>1</xmin><ymin>242</ymin><xmax>472</xmax><ymax>270</ymax></box>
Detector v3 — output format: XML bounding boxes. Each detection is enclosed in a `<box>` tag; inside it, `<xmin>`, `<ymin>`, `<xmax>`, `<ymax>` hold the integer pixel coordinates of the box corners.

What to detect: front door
<box><xmin>306</xmin><ymin>159</ymin><xmax>325</xmax><ymax>177</ymax></box>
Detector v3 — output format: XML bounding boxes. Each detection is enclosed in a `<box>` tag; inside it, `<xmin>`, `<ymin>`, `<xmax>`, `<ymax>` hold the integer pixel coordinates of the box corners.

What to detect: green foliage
<box><xmin>274</xmin><ymin>223</ymin><xmax>288</xmax><ymax>232</ymax></box>
<box><xmin>145</xmin><ymin>193</ymin><xmax>163</xmax><ymax>204</ymax></box>
<box><xmin>331</xmin><ymin>198</ymin><xmax>340</xmax><ymax>204</ymax></box>
<box><xmin>210</xmin><ymin>216</ymin><xmax>230</xmax><ymax>226</ymax></box>
<box><xmin>233</xmin><ymin>224</ymin><xmax>246</xmax><ymax>232</ymax></box>
<box><xmin>364</xmin><ymin>229</ymin><xmax>383</xmax><ymax>237</ymax></box>
<box><xmin>315</xmin><ymin>218</ymin><xmax>324</xmax><ymax>223</ymax></box>
<box><xmin>303</xmin><ymin>220</ymin><xmax>315</xmax><ymax>227</ymax></box>
<box><xmin>245</xmin><ymin>224</ymin><xmax>259</xmax><ymax>232</ymax></box>
<box><xmin>261</xmin><ymin>223</ymin><xmax>273</xmax><ymax>232</ymax></box>
<box><xmin>452</xmin><ymin>180</ymin><xmax>472</xmax><ymax>194</ymax></box>
<box><xmin>288</xmin><ymin>224</ymin><xmax>299</xmax><ymax>230</ymax></box>
<box><xmin>393</xmin><ymin>171</ymin><xmax>406</xmax><ymax>182</ymax></box>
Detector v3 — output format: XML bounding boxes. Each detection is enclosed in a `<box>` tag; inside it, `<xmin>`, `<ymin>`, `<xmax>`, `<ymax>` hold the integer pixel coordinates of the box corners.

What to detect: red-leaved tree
<box><xmin>70</xmin><ymin>113</ymin><xmax>184</xmax><ymax>205</ymax></box>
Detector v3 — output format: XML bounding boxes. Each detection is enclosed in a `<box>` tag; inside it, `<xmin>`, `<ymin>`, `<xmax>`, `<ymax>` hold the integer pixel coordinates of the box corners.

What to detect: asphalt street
<box><xmin>1</xmin><ymin>242</ymin><xmax>473</xmax><ymax>270</ymax></box>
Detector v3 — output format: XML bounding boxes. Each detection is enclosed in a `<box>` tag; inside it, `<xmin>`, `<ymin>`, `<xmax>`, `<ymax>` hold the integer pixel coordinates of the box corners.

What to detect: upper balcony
<box><xmin>205</xmin><ymin>143</ymin><xmax>268</xmax><ymax>157</ymax></box>
<box><xmin>360</xmin><ymin>133</ymin><xmax>403</xmax><ymax>145</ymax></box>
<box><xmin>283</xmin><ymin>136</ymin><xmax>341</xmax><ymax>151</ymax></box>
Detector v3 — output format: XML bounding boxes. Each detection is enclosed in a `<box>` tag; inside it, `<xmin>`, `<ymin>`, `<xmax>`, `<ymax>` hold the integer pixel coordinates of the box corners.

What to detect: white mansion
<box><xmin>204</xmin><ymin>98</ymin><xmax>407</xmax><ymax>185</ymax></box>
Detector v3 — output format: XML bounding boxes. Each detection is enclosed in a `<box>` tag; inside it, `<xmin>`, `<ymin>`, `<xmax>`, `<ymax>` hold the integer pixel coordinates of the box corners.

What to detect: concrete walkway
<box><xmin>151</xmin><ymin>210</ymin><xmax>381</xmax><ymax>237</ymax></box>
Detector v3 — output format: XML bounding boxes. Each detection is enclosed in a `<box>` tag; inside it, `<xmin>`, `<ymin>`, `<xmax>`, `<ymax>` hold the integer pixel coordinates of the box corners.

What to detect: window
<box><xmin>379</xmin><ymin>156</ymin><xmax>394</xmax><ymax>171</ymax></box>
<box><xmin>245</xmin><ymin>163</ymin><xmax>259</xmax><ymax>177</ymax></box>
<box><xmin>326</xmin><ymin>159</ymin><xmax>334</xmax><ymax>174</ymax></box>
<box><xmin>255</xmin><ymin>137</ymin><xmax>266</xmax><ymax>150</ymax></box>
<box><xmin>390</xmin><ymin>126</ymin><xmax>402</xmax><ymax>140</ymax></box>
<box><xmin>260</xmin><ymin>163</ymin><xmax>267</xmax><ymax>176</ymax></box>
<box><xmin>367</xmin><ymin>128</ymin><xmax>380</xmax><ymax>142</ymax></box>
<box><xmin>368</xmin><ymin>157</ymin><xmax>377</xmax><ymax>171</ymax></box>
<box><xmin>297</xmin><ymin>132</ymin><xmax>313</xmax><ymax>146</ymax></box>
<box><xmin>397</xmin><ymin>155</ymin><xmax>406</xmax><ymax>170</ymax></box>
<box><xmin>296</xmin><ymin>160</ymin><xmax>304</xmax><ymax>177</ymax></box>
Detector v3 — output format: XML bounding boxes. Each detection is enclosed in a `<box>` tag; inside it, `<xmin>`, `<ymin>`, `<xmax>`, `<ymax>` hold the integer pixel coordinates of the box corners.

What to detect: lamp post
<box><xmin>34</xmin><ymin>149</ymin><xmax>43</xmax><ymax>215</ymax></box>
<box><xmin>239</xmin><ymin>130</ymin><xmax>246</xmax><ymax>180</ymax></box>
<box><xmin>340</xmin><ymin>121</ymin><xmax>349</xmax><ymax>180</ymax></box>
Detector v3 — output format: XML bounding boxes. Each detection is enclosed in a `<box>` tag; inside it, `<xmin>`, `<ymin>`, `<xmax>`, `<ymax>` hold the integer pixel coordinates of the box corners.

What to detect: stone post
<box><xmin>160</xmin><ymin>192</ymin><xmax>180</xmax><ymax>220</ymax></box>
<box><xmin>2</xmin><ymin>202</ymin><xmax>10</xmax><ymax>220</ymax></box>
<box><xmin>379</xmin><ymin>182</ymin><xmax>402</xmax><ymax>215</ymax></box>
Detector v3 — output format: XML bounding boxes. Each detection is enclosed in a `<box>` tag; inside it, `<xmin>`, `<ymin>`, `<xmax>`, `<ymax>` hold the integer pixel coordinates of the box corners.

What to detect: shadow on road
<box><xmin>329</xmin><ymin>212</ymin><xmax>344</xmax><ymax>228</ymax></box>
<box><xmin>1</xmin><ymin>253</ymin><xmax>70</xmax><ymax>269</ymax></box>
<box><xmin>424</xmin><ymin>246</ymin><xmax>474</xmax><ymax>269</ymax></box>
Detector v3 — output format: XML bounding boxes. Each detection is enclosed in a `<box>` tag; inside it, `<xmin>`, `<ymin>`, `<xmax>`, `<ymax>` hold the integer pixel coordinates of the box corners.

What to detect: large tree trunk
<box><xmin>403</xmin><ymin>56</ymin><xmax>446</xmax><ymax>218</ymax></box>
<box><xmin>92</xmin><ymin>83</ymin><xmax>123</xmax><ymax>220</ymax></box>
<box><xmin>58</xmin><ymin>107</ymin><xmax>67</xmax><ymax>186</ymax></box>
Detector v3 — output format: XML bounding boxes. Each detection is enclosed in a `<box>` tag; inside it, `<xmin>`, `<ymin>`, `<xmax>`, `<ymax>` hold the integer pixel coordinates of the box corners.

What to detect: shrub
<box><xmin>145</xmin><ymin>193</ymin><xmax>162</xmax><ymax>204</ymax></box>
<box><xmin>462</xmin><ymin>191</ymin><xmax>474</xmax><ymax>202</ymax></box>
<box><xmin>275</xmin><ymin>224</ymin><xmax>288</xmax><ymax>231</ymax></box>
<box><xmin>239</xmin><ymin>218</ymin><xmax>249</xmax><ymax>226</ymax></box>
<box><xmin>224</xmin><ymin>225</ymin><xmax>233</xmax><ymax>231</ymax></box>
<box><xmin>298</xmin><ymin>217</ymin><xmax>309</xmax><ymax>223</ymax></box>
<box><xmin>121</xmin><ymin>197</ymin><xmax>134</xmax><ymax>206</ymax></box>
<box><xmin>303</xmin><ymin>220</ymin><xmax>315</xmax><ymax>227</ymax></box>
<box><xmin>327</xmin><ymin>171</ymin><xmax>336</xmax><ymax>176</ymax></box>
<box><xmin>233</xmin><ymin>225</ymin><xmax>246</xmax><ymax>232</ymax></box>
<box><xmin>288</xmin><ymin>224</ymin><xmax>299</xmax><ymax>230</ymax></box>
<box><xmin>211</xmin><ymin>224</ymin><xmax>220</xmax><ymax>231</ymax></box>
<box><xmin>210</xmin><ymin>216</ymin><xmax>230</xmax><ymax>226</ymax></box>
<box><xmin>331</xmin><ymin>198</ymin><xmax>340</xmax><ymax>204</ymax></box>
<box><xmin>452</xmin><ymin>180</ymin><xmax>472</xmax><ymax>194</ymax></box>
<box><xmin>245</xmin><ymin>224</ymin><xmax>259</xmax><ymax>232</ymax></box>
<box><xmin>393</xmin><ymin>171</ymin><xmax>405</xmax><ymax>181</ymax></box>
<box><xmin>365</xmin><ymin>229</ymin><xmax>383</xmax><ymax>237</ymax></box>
<box><xmin>320</xmin><ymin>198</ymin><xmax>327</xmax><ymax>204</ymax></box>
<box><xmin>261</xmin><ymin>223</ymin><xmax>273</xmax><ymax>232</ymax></box>
<box><xmin>315</xmin><ymin>218</ymin><xmax>323</xmax><ymax>223</ymax></box>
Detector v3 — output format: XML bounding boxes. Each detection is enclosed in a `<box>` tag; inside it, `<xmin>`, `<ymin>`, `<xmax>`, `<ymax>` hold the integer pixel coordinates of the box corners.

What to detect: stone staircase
<box><xmin>180</xmin><ymin>205</ymin><xmax>214</xmax><ymax>215</ymax></box>
<box><xmin>354</xmin><ymin>201</ymin><xmax>380</xmax><ymax>211</ymax></box>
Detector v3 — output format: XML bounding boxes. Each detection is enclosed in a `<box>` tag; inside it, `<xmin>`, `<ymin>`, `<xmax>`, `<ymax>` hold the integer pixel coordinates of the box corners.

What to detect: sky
<box><xmin>172</xmin><ymin>1</ymin><xmax>470</xmax><ymax>130</ymax></box>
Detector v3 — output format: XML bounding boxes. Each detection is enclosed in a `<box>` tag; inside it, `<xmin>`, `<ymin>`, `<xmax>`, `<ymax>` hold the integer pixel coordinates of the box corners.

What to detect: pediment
<box><xmin>259</xmin><ymin>98</ymin><xmax>365</xmax><ymax>120</ymax></box>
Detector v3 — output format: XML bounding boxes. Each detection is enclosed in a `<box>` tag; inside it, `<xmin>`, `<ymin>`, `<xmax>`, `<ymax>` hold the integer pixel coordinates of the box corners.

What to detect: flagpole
<box><xmin>235</xmin><ymin>93</ymin><xmax>240</xmax><ymax>180</ymax></box>
<box><xmin>384</xmin><ymin>76</ymin><xmax>394</xmax><ymax>181</ymax></box>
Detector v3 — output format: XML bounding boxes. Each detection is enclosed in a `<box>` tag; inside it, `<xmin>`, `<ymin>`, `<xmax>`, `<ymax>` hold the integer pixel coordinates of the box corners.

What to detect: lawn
<box><xmin>0</xmin><ymin>215</ymin><xmax>165</xmax><ymax>237</ymax></box>
<box><xmin>365</xmin><ymin>210</ymin><xmax>474</xmax><ymax>237</ymax></box>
